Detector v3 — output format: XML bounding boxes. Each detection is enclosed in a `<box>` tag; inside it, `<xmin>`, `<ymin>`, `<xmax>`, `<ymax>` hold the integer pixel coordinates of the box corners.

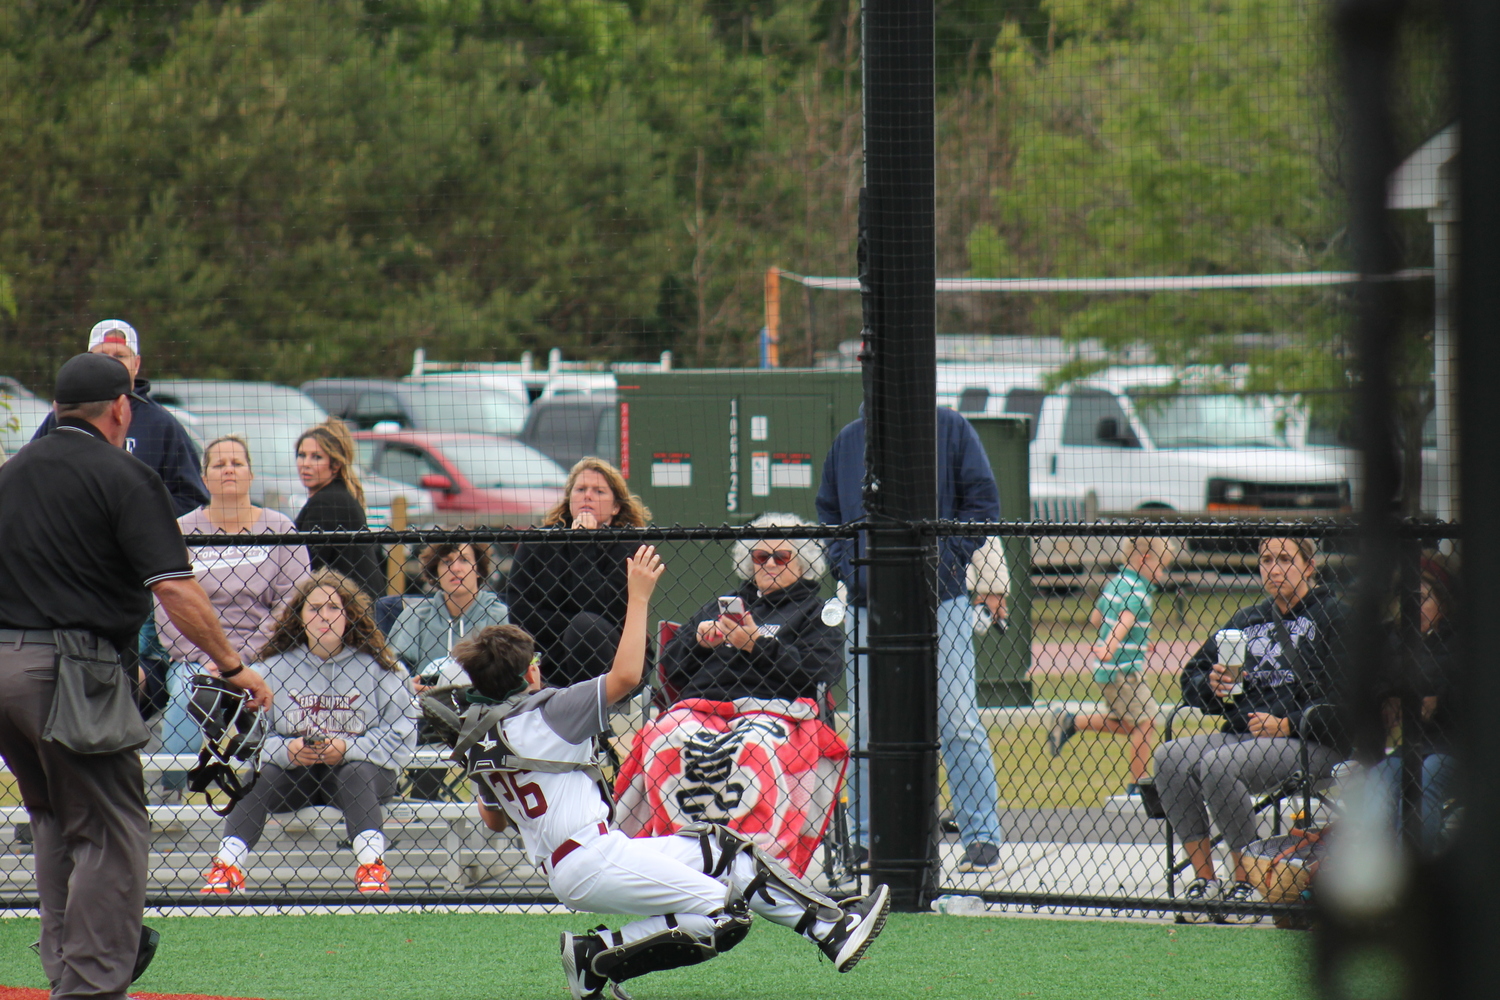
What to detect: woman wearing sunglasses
<box><xmin>615</xmin><ymin>513</ymin><xmax>845</xmax><ymax>875</ymax></box>
<box><xmin>663</xmin><ymin>515</ymin><xmax>841</xmax><ymax>703</ymax></box>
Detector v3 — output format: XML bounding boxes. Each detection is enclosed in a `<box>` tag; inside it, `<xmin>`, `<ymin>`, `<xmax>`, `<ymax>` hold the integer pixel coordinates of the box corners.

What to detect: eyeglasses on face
<box><xmin>750</xmin><ymin>548</ymin><xmax>795</xmax><ymax>567</ymax></box>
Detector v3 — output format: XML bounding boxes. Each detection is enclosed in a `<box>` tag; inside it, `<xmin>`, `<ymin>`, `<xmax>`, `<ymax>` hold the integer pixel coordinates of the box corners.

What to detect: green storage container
<box><xmin>615</xmin><ymin>374</ymin><xmax>1030</xmax><ymax>708</ymax></box>
<box><xmin>966</xmin><ymin>414</ymin><xmax>1033</xmax><ymax>707</ymax></box>
<box><xmin>617</xmin><ymin>370</ymin><xmax>862</xmax><ymax>627</ymax></box>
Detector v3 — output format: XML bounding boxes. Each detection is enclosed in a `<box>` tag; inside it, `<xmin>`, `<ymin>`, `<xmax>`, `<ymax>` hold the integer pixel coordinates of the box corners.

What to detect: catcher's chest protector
<box><xmin>443</xmin><ymin>692</ymin><xmax>617</xmax><ymax>820</ymax></box>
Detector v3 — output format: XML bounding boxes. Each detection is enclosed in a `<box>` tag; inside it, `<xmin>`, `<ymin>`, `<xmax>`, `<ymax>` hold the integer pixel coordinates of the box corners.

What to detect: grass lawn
<box><xmin>0</xmin><ymin>912</ymin><xmax>1324</xmax><ymax>1000</ymax></box>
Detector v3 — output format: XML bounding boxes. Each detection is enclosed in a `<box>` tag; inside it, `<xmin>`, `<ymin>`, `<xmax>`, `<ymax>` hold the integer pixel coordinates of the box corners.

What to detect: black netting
<box><xmin>0</xmin><ymin>11</ymin><xmax>1467</xmax><ymax>998</ymax></box>
<box><xmin>0</xmin><ymin>519</ymin><xmax>1457</xmax><ymax>925</ymax></box>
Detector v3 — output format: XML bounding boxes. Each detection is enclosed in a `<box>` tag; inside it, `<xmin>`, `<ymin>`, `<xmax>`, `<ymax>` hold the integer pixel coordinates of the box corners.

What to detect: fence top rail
<box><xmin>177</xmin><ymin>517</ymin><xmax>1458</xmax><ymax>547</ymax></box>
<box><xmin>182</xmin><ymin>524</ymin><xmax>862</xmax><ymax>546</ymax></box>
<box><xmin>922</xmin><ymin>517</ymin><xmax>1459</xmax><ymax>540</ymax></box>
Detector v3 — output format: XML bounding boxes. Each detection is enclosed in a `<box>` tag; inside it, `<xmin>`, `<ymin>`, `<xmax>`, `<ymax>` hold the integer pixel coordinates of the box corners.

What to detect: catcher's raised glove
<box><xmin>417</xmin><ymin>683</ymin><xmax>470</xmax><ymax>750</ymax></box>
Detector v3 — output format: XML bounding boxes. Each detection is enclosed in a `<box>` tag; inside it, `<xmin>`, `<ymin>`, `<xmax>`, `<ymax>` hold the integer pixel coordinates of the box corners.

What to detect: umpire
<box><xmin>0</xmin><ymin>354</ymin><xmax>271</xmax><ymax>999</ymax></box>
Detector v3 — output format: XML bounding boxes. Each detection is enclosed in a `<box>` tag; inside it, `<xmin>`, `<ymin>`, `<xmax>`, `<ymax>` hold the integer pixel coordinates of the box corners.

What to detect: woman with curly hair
<box><xmin>390</xmin><ymin>541</ymin><xmax>510</xmax><ymax>691</ymax></box>
<box><xmin>200</xmin><ymin>569</ymin><xmax>416</xmax><ymax>896</ymax></box>
<box><xmin>506</xmin><ymin>456</ymin><xmax>652</xmax><ymax>686</ymax></box>
<box><xmin>294</xmin><ymin>418</ymin><xmax>384</xmax><ymax>597</ymax></box>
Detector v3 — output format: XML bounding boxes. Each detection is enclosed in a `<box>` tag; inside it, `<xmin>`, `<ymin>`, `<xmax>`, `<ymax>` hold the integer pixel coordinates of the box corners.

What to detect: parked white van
<box><xmin>938</xmin><ymin>365</ymin><xmax>1351</xmax><ymax>516</ymax></box>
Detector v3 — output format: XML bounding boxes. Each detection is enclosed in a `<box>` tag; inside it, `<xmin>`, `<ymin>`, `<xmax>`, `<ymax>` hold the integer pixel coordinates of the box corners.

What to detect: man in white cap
<box><xmin>32</xmin><ymin>320</ymin><xmax>208</xmax><ymax>515</ymax></box>
<box><xmin>0</xmin><ymin>353</ymin><xmax>271</xmax><ymax>999</ymax></box>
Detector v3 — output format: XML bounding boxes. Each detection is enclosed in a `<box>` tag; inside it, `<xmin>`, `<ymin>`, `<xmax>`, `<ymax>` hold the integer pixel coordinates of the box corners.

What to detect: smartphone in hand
<box><xmin>717</xmin><ymin>595</ymin><xmax>747</xmax><ymax>625</ymax></box>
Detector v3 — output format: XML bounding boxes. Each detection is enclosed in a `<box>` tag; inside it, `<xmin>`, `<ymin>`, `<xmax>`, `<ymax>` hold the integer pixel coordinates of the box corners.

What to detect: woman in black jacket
<box><xmin>294</xmin><ymin>418</ymin><xmax>385</xmax><ymax>598</ymax></box>
<box><xmin>1371</xmin><ymin>557</ymin><xmax>1458</xmax><ymax>854</ymax></box>
<box><xmin>662</xmin><ymin>514</ymin><xmax>842</xmax><ymax>703</ymax></box>
<box><xmin>1154</xmin><ymin>536</ymin><xmax>1348</xmax><ymax>915</ymax></box>
<box><xmin>506</xmin><ymin>457</ymin><xmax>649</xmax><ymax>686</ymax></box>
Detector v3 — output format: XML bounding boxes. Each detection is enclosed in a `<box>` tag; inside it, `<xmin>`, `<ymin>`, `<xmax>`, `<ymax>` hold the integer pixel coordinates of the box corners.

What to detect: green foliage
<box><xmin>0</xmin><ymin>0</ymin><xmax>820</xmax><ymax>384</ymax></box>
<box><xmin>0</xmin><ymin>0</ymin><xmax>1445</xmax><ymax>397</ymax></box>
<box><xmin>970</xmin><ymin>1</ymin><xmax>1346</xmax><ymax>377</ymax></box>
<box><xmin>968</xmin><ymin>0</ymin><xmax>1445</xmax><ymax>402</ymax></box>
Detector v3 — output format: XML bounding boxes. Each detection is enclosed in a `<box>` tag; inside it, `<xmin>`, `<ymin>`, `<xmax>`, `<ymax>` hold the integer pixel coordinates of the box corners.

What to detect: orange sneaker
<box><xmin>201</xmin><ymin>860</ymin><xmax>245</xmax><ymax>895</ymax></box>
<box><xmin>356</xmin><ymin>862</ymin><xmax>390</xmax><ymax>894</ymax></box>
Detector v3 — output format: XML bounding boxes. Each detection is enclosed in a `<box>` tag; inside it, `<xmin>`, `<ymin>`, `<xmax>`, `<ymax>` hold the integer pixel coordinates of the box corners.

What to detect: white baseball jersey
<box><xmin>473</xmin><ymin>681</ymin><xmax>827</xmax><ymax>943</ymax></box>
<box><xmin>471</xmin><ymin>676</ymin><xmax>612</xmax><ymax>863</ymax></box>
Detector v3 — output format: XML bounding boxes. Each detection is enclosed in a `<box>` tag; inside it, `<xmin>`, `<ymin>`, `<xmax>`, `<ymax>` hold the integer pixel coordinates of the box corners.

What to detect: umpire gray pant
<box><xmin>1153</xmin><ymin>732</ymin><xmax>1344</xmax><ymax>852</ymax></box>
<box><xmin>0</xmin><ymin>639</ymin><xmax>148</xmax><ymax>1000</ymax></box>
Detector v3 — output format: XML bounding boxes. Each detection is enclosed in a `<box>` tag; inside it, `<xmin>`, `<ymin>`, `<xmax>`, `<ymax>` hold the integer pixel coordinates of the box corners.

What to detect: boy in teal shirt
<box><xmin>1047</xmin><ymin>537</ymin><xmax>1173</xmax><ymax>795</ymax></box>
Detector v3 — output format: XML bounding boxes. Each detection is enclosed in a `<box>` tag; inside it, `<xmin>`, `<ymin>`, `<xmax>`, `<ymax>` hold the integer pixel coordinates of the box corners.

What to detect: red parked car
<box><xmin>353</xmin><ymin>431</ymin><xmax>566</xmax><ymax>526</ymax></box>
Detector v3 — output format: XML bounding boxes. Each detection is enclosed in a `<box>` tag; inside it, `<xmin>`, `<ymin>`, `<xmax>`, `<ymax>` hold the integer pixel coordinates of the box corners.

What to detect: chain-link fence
<box><xmin>0</xmin><ymin>518</ymin><xmax>1457</xmax><ymax>925</ymax></box>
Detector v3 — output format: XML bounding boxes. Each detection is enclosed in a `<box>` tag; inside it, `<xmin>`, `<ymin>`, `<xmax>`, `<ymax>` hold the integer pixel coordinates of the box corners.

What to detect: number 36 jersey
<box><xmin>471</xmin><ymin>675</ymin><xmax>613</xmax><ymax>864</ymax></box>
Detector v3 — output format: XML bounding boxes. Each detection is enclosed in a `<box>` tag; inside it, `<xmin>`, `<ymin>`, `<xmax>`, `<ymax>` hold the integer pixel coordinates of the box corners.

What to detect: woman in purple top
<box><xmin>153</xmin><ymin>434</ymin><xmax>309</xmax><ymax>799</ymax></box>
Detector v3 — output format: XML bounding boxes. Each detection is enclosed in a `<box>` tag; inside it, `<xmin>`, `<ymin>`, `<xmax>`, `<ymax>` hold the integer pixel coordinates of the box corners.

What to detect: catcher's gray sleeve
<box><xmin>539</xmin><ymin>676</ymin><xmax>609</xmax><ymax>745</ymax></box>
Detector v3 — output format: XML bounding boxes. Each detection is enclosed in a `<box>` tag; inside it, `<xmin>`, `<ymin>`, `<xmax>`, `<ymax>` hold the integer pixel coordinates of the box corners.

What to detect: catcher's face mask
<box><xmin>185</xmin><ymin>674</ymin><xmax>267</xmax><ymax>815</ymax></box>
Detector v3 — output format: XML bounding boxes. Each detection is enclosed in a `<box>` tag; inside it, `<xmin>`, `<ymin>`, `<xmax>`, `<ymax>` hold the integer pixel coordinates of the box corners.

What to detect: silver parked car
<box><xmin>151</xmin><ymin>380</ymin><xmax>329</xmax><ymax>428</ymax></box>
<box><xmin>177</xmin><ymin>410</ymin><xmax>434</xmax><ymax>524</ymax></box>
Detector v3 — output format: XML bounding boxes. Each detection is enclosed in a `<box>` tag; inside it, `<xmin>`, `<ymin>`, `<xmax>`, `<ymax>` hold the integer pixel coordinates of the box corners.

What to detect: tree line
<box><xmin>0</xmin><ymin>0</ymin><xmax>1444</xmax><ymax>396</ymax></box>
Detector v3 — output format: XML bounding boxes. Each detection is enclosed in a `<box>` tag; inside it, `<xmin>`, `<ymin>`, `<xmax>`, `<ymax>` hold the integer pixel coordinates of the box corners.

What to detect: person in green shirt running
<box><xmin>1047</xmin><ymin>536</ymin><xmax>1175</xmax><ymax>796</ymax></box>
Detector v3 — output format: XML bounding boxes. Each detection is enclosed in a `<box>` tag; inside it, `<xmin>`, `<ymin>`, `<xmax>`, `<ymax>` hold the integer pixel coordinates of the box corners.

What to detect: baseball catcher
<box><xmin>424</xmin><ymin>545</ymin><xmax>888</xmax><ymax>1000</ymax></box>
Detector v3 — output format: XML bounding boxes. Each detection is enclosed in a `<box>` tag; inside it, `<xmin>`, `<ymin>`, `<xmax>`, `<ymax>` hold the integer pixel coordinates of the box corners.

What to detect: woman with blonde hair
<box><xmin>506</xmin><ymin>456</ymin><xmax>652</xmax><ymax>686</ymax></box>
<box><xmin>201</xmin><ymin>569</ymin><xmax>415</xmax><ymax>896</ymax></box>
<box><xmin>153</xmin><ymin>434</ymin><xmax>309</xmax><ymax>800</ymax></box>
<box><xmin>294</xmin><ymin>418</ymin><xmax>384</xmax><ymax>596</ymax></box>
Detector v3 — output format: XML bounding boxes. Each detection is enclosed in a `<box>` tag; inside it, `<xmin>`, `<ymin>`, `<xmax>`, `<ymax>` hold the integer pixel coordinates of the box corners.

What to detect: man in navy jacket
<box><xmin>33</xmin><ymin>320</ymin><xmax>208</xmax><ymax>516</ymax></box>
<box><xmin>817</xmin><ymin>406</ymin><xmax>1005</xmax><ymax>870</ymax></box>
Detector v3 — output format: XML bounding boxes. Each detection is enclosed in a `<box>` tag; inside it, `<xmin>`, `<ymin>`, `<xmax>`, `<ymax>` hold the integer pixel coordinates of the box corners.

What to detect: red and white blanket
<box><xmin>614</xmin><ymin>697</ymin><xmax>848</xmax><ymax>877</ymax></box>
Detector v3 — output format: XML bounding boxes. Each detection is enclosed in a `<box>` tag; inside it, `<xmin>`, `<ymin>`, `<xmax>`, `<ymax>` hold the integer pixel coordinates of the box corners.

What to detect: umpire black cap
<box><xmin>54</xmin><ymin>353</ymin><xmax>147</xmax><ymax>404</ymax></box>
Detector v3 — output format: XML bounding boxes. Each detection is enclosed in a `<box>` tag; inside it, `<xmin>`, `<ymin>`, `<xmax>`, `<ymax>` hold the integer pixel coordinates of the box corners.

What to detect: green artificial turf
<box><xmin>0</xmin><ymin>912</ymin><xmax>1322</xmax><ymax>1000</ymax></box>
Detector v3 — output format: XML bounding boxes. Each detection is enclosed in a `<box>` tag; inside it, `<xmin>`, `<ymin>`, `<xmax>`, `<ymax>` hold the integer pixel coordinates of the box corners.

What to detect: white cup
<box><xmin>973</xmin><ymin>605</ymin><xmax>992</xmax><ymax>635</ymax></box>
<box><xmin>1216</xmin><ymin>628</ymin><xmax>1247</xmax><ymax>696</ymax></box>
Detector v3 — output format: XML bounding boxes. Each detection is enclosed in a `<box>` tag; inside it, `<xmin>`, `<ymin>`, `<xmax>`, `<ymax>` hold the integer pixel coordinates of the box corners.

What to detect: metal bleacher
<box><xmin>0</xmin><ymin>750</ymin><xmax>550</xmax><ymax>902</ymax></box>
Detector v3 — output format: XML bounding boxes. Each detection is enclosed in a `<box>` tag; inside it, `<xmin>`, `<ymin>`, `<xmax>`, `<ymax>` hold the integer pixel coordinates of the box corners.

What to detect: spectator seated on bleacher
<box><xmin>1369</xmin><ymin>555</ymin><xmax>1459</xmax><ymax>856</ymax></box>
<box><xmin>200</xmin><ymin>569</ymin><xmax>416</xmax><ymax>896</ymax></box>
<box><xmin>389</xmin><ymin>542</ymin><xmax>510</xmax><ymax>692</ymax></box>
<box><xmin>153</xmin><ymin>433</ymin><xmax>309</xmax><ymax>803</ymax></box>
<box><xmin>1153</xmin><ymin>537</ymin><xmax>1349</xmax><ymax>920</ymax></box>
<box><xmin>615</xmin><ymin>514</ymin><xmax>846</xmax><ymax>877</ymax></box>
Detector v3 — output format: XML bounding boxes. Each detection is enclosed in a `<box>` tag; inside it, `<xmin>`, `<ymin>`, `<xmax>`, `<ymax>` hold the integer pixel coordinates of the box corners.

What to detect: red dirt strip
<box><xmin>0</xmin><ymin>988</ymin><xmax>270</xmax><ymax>1000</ymax></box>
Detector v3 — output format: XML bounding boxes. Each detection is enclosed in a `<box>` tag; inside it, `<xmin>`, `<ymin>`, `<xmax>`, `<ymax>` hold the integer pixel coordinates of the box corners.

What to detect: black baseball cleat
<box><xmin>561</xmin><ymin>931</ymin><xmax>633</xmax><ymax>1000</ymax></box>
<box><xmin>818</xmin><ymin>883</ymin><xmax>891</xmax><ymax>973</ymax></box>
<box><xmin>132</xmin><ymin>925</ymin><xmax>160</xmax><ymax>983</ymax></box>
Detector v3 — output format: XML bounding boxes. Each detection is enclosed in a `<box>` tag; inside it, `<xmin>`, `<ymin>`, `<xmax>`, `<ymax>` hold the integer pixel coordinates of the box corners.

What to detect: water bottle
<box><xmin>973</xmin><ymin>606</ymin><xmax>1007</xmax><ymax>637</ymax></box>
<box><xmin>931</xmin><ymin>894</ymin><xmax>987</xmax><ymax>915</ymax></box>
<box><xmin>972</xmin><ymin>606</ymin><xmax>992</xmax><ymax>635</ymax></box>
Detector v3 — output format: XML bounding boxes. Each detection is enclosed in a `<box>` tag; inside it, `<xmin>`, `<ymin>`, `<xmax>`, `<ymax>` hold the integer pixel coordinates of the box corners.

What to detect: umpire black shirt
<box><xmin>0</xmin><ymin>417</ymin><xmax>194</xmax><ymax>651</ymax></box>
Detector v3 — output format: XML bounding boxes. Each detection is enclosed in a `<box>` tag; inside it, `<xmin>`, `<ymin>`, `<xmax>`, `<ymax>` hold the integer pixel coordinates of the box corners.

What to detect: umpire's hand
<box><xmin>221</xmin><ymin>664</ymin><xmax>273</xmax><ymax>711</ymax></box>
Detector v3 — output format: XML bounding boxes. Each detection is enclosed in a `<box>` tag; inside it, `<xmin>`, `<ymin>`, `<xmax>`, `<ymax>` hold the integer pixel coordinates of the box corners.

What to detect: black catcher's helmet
<box><xmin>184</xmin><ymin>674</ymin><xmax>268</xmax><ymax>815</ymax></box>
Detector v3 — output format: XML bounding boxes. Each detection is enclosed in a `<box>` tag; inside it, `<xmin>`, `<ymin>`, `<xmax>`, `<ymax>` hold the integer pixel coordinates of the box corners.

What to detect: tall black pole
<box><xmin>860</xmin><ymin>0</ymin><xmax>939</xmax><ymax>911</ymax></box>
<box><xmin>1316</xmin><ymin>3</ymin><xmax>1406</xmax><ymax>992</ymax></box>
<box><xmin>1337</xmin><ymin>0</ymin><xmax>1404</xmax><ymax>768</ymax></box>
<box><xmin>1452</xmin><ymin>0</ymin><xmax>1500</xmax><ymax>994</ymax></box>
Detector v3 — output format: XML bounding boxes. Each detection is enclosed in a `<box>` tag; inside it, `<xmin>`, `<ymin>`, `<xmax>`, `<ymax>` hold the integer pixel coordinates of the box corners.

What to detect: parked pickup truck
<box><xmin>939</xmin><ymin>365</ymin><xmax>1351</xmax><ymax>516</ymax></box>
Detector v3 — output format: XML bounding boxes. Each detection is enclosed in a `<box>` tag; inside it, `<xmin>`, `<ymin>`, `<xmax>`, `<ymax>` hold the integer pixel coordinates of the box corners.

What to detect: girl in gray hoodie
<box><xmin>201</xmin><ymin>569</ymin><xmax>416</xmax><ymax>895</ymax></box>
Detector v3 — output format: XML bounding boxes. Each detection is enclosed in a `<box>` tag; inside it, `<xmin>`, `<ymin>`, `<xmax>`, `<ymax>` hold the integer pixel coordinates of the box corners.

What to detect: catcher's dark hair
<box><xmin>257</xmin><ymin>569</ymin><xmax>398</xmax><ymax>672</ymax></box>
<box><xmin>420</xmin><ymin>542</ymin><xmax>492</xmax><ymax>586</ymax></box>
<box><xmin>452</xmin><ymin>625</ymin><xmax>535</xmax><ymax>700</ymax></box>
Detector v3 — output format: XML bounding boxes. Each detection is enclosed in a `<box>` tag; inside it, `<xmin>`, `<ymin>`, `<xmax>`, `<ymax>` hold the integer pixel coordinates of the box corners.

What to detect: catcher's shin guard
<box><xmin>677</xmin><ymin>822</ymin><xmax>844</xmax><ymax>933</ymax></box>
<box><xmin>592</xmin><ymin>907</ymin><xmax>752</xmax><ymax>984</ymax></box>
